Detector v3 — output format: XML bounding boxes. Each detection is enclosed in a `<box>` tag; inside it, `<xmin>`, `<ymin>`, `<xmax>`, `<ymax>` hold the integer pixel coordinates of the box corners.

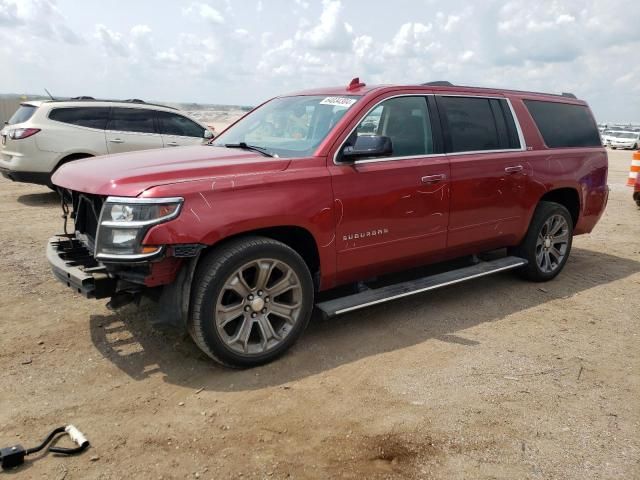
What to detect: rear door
<box><xmin>155</xmin><ymin>111</ymin><xmax>208</xmax><ymax>147</ymax></box>
<box><xmin>105</xmin><ymin>107</ymin><xmax>163</xmax><ymax>154</ymax></box>
<box><xmin>436</xmin><ymin>95</ymin><xmax>528</xmax><ymax>250</ymax></box>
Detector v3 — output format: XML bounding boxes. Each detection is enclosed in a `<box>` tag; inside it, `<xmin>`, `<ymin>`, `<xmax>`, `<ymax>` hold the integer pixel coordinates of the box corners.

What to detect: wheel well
<box><xmin>55</xmin><ymin>153</ymin><xmax>94</xmax><ymax>171</ymax></box>
<box><xmin>209</xmin><ymin>226</ymin><xmax>320</xmax><ymax>277</ymax></box>
<box><xmin>540</xmin><ymin>188</ymin><xmax>580</xmax><ymax>226</ymax></box>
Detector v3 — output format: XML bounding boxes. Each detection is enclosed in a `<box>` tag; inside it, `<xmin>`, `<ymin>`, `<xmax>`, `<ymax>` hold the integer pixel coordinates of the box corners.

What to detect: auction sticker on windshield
<box><xmin>320</xmin><ymin>97</ymin><xmax>357</xmax><ymax>108</ymax></box>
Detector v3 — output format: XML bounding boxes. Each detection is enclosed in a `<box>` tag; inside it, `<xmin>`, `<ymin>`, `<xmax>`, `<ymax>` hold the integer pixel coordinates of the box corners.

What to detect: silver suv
<box><xmin>0</xmin><ymin>99</ymin><xmax>214</xmax><ymax>186</ymax></box>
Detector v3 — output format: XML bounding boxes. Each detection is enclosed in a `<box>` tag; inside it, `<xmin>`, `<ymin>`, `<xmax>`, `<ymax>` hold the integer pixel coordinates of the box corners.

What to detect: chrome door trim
<box><xmin>332</xmin><ymin>93</ymin><xmax>528</xmax><ymax>166</ymax></box>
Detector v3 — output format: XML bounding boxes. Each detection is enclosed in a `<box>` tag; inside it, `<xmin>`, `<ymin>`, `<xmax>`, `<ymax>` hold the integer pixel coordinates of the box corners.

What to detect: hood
<box><xmin>52</xmin><ymin>145</ymin><xmax>291</xmax><ymax>197</ymax></box>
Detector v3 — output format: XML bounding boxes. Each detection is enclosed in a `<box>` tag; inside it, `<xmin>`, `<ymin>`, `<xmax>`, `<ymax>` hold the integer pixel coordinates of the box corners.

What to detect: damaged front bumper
<box><xmin>47</xmin><ymin>236</ymin><xmax>116</xmax><ymax>299</ymax></box>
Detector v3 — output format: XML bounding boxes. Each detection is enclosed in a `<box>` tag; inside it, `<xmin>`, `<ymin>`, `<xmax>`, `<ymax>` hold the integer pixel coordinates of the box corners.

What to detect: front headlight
<box><xmin>95</xmin><ymin>196</ymin><xmax>183</xmax><ymax>260</ymax></box>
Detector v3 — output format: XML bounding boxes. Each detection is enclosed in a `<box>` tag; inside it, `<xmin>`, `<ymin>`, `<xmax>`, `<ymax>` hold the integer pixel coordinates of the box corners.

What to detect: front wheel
<box><xmin>512</xmin><ymin>201</ymin><xmax>573</xmax><ymax>282</ymax></box>
<box><xmin>189</xmin><ymin>237</ymin><xmax>314</xmax><ymax>368</ymax></box>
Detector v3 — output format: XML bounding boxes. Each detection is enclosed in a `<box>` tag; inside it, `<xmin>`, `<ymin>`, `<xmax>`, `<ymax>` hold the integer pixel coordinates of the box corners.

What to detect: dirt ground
<box><xmin>0</xmin><ymin>149</ymin><xmax>638</xmax><ymax>479</ymax></box>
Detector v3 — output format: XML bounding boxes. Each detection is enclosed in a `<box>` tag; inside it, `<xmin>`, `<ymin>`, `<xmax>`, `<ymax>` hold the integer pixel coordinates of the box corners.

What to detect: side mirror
<box><xmin>341</xmin><ymin>135</ymin><xmax>392</xmax><ymax>161</ymax></box>
<box><xmin>204</xmin><ymin>130</ymin><xmax>214</xmax><ymax>139</ymax></box>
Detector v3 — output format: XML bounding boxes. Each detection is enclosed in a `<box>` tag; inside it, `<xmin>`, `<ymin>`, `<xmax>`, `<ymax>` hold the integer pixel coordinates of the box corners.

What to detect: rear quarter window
<box><xmin>8</xmin><ymin>105</ymin><xmax>37</xmax><ymax>125</ymax></box>
<box><xmin>524</xmin><ymin>100</ymin><xmax>601</xmax><ymax>148</ymax></box>
<box><xmin>49</xmin><ymin>107</ymin><xmax>110</xmax><ymax>129</ymax></box>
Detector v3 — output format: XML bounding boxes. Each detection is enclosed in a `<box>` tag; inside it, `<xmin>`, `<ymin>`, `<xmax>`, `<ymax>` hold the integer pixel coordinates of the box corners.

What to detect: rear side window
<box><xmin>49</xmin><ymin>107</ymin><xmax>109</xmax><ymax>129</ymax></box>
<box><xmin>524</xmin><ymin>100</ymin><xmax>601</xmax><ymax>148</ymax></box>
<box><xmin>8</xmin><ymin>105</ymin><xmax>37</xmax><ymax>125</ymax></box>
<box><xmin>156</xmin><ymin>112</ymin><xmax>205</xmax><ymax>138</ymax></box>
<box><xmin>107</xmin><ymin>108</ymin><xmax>156</xmax><ymax>134</ymax></box>
<box><xmin>438</xmin><ymin>96</ymin><xmax>520</xmax><ymax>153</ymax></box>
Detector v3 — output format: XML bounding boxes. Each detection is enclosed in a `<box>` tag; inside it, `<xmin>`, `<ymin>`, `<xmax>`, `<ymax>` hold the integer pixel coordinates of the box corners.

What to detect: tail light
<box><xmin>9</xmin><ymin>128</ymin><xmax>40</xmax><ymax>140</ymax></box>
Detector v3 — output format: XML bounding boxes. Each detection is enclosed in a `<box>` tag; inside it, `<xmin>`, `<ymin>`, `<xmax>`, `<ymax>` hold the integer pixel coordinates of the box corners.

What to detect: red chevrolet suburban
<box><xmin>48</xmin><ymin>79</ymin><xmax>608</xmax><ymax>367</ymax></box>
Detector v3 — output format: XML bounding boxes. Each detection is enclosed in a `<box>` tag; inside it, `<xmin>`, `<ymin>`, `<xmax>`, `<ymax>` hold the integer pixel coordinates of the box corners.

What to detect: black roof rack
<box><xmin>44</xmin><ymin>98</ymin><xmax>177</xmax><ymax>110</ymax></box>
<box><xmin>420</xmin><ymin>80</ymin><xmax>579</xmax><ymax>100</ymax></box>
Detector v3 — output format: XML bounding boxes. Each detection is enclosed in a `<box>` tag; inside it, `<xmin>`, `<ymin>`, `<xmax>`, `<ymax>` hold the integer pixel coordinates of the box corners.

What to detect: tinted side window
<box><xmin>156</xmin><ymin>112</ymin><xmax>205</xmax><ymax>137</ymax></box>
<box><xmin>107</xmin><ymin>108</ymin><xmax>156</xmax><ymax>134</ymax></box>
<box><xmin>439</xmin><ymin>96</ymin><xmax>507</xmax><ymax>153</ymax></box>
<box><xmin>49</xmin><ymin>107</ymin><xmax>109</xmax><ymax>129</ymax></box>
<box><xmin>350</xmin><ymin>96</ymin><xmax>434</xmax><ymax>157</ymax></box>
<box><xmin>524</xmin><ymin>100</ymin><xmax>601</xmax><ymax>148</ymax></box>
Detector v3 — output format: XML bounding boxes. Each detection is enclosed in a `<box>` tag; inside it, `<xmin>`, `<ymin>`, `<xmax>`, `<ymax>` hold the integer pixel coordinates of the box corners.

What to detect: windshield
<box><xmin>619</xmin><ymin>132</ymin><xmax>638</xmax><ymax>139</ymax></box>
<box><xmin>7</xmin><ymin>104</ymin><xmax>37</xmax><ymax>125</ymax></box>
<box><xmin>212</xmin><ymin>95</ymin><xmax>360</xmax><ymax>158</ymax></box>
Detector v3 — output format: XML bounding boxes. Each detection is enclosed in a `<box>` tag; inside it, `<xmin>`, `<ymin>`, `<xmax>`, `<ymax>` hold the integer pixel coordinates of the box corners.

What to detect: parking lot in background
<box><xmin>0</xmin><ymin>148</ymin><xmax>638</xmax><ymax>479</ymax></box>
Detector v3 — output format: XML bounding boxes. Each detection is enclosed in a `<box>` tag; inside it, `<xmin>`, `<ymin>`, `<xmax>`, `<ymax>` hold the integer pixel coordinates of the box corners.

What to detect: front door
<box><xmin>156</xmin><ymin>111</ymin><xmax>208</xmax><ymax>147</ymax></box>
<box><xmin>329</xmin><ymin>95</ymin><xmax>450</xmax><ymax>284</ymax></box>
<box><xmin>105</xmin><ymin>107</ymin><xmax>164</xmax><ymax>154</ymax></box>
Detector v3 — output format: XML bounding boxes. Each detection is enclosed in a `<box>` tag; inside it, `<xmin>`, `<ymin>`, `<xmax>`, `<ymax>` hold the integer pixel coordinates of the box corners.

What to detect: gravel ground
<box><xmin>0</xmin><ymin>149</ymin><xmax>638</xmax><ymax>479</ymax></box>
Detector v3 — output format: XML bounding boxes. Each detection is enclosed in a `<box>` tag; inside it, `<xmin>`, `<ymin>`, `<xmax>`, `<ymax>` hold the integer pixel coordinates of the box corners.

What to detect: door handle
<box><xmin>421</xmin><ymin>174</ymin><xmax>446</xmax><ymax>184</ymax></box>
<box><xmin>166</xmin><ymin>141</ymin><xmax>179</xmax><ymax>147</ymax></box>
<box><xmin>504</xmin><ymin>165</ymin><xmax>523</xmax><ymax>174</ymax></box>
<box><xmin>109</xmin><ymin>138</ymin><xmax>124</xmax><ymax>144</ymax></box>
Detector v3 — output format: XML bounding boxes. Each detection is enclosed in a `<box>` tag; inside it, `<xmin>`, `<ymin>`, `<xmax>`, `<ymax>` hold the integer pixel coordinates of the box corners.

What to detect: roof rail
<box><xmin>422</xmin><ymin>81</ymin><xmax>454</xmax><ymax>86</ymax></box>
<box><xmin>44</xmin><ymin>98</ymin><xmax>178</xmax><ymax>110</ymax></box>
<box><xmin>419</xmin><ymin>82</ymin><xmax>580</xmax><ymax>100</ymax></box>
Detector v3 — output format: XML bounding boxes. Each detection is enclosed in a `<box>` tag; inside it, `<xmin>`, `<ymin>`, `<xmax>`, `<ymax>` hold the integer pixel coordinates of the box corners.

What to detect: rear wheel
<box><xmin>189</xmin><ymin>237</ymin><xmax>314</xmax><ymax>368</ymax></box>
<box><xmin>512</xmin><ymin>201</ymin><xmax>573</xmax><ymax>282</ymax></box>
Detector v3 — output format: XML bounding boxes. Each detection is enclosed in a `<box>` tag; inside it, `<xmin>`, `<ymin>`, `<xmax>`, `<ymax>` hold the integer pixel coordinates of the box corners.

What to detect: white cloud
<box><xmin>94</xmin><ymin>24</ymin><xmax>129</xmax><ymax>57</ymax></box>
<box><xmin>184</xmin><ymin>2</ymin><xmax>224</xmax><ymax>25</ymax></box>
<box><xmin>2</xmin><ymin>0</ymin><xmax>640</xmax><ymax>122</ymax></box>
<box><xmin>296</xmin><ymin>0</ymin><xmax>352</xmax><ymax>50</ymax></box>
<box><xmin>131</xmin><ymin>24</ymin><xmax>151</xmax><ymax>37</ymax></box>
<box><xmin>0</xmin><ymin>0</ymin><xmax>81</xmax><ymax>44</ymax></box>
<box><xmin>383</xmin><ymin>22</ymin><xmax>436</xmax><ymax>57</ymax></box>
<box><xmin>0</xmin><ymin>0</ymin><xmax>22</xmax><ymax>26</ymax></box>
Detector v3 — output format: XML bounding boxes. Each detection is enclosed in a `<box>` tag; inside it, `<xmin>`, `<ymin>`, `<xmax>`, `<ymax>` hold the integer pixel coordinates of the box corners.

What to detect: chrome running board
<box><xmin>316</xmin><ymin>256</ymin><xmax>528</xmax><ymax>318</ymax></box>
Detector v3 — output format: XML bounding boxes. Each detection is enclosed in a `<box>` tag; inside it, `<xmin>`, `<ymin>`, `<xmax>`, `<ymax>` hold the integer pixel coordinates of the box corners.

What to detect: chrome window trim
<box><xmin>332</xmin><ymin>93</ymin><xmax>527</xmax><ymax>165</ymax></box>
<box><xmin>354</xmin><ymin>153</ymin><xmax>447</xmax><ymax>165</ymax></box>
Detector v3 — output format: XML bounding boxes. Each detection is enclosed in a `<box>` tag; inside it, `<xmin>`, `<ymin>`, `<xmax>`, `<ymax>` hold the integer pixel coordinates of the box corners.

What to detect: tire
<box><xmin>189</xmin><ymin>236</ymin><xmax>314</xmax><ymax>368</ymax></box>
<box><xmin>512</xmin><ymin>201</ymin><xmax>573</xmax><ymax>282</ymax></box>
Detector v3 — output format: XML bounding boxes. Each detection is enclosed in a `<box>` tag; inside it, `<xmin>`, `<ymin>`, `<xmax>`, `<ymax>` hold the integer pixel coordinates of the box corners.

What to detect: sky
<box><xmin>1</xmin><ymin>0</ymin><xmax>639</xmax><ymax>122</ymax></box>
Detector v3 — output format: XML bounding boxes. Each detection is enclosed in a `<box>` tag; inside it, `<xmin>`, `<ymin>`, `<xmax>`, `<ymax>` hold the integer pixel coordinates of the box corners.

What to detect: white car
<box><xmin>601</xmin><ymin>129</ymin><xmax>625</xmax><ymax>147</ymax></box>
<box><xmin>0</xmin><ymin>99</ymin><xmax>213</xmax><ymax>186</ymax></box>
<box><xmin>609</xmin><ymin>131</ymin><xmax>640</xmax><ymax>150</ymax></box>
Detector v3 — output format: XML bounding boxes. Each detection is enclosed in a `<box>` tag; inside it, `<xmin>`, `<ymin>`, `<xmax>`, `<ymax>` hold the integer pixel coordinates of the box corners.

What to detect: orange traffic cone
<box><xmin>628</xmin><ymin>151</ymin><xmax>640</xmax><ymax>187</ymax></box>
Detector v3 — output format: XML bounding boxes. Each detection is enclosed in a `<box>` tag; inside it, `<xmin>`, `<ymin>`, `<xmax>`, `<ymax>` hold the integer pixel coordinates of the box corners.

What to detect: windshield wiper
<box><xmin>224</xmin><ymin>142</ymin><xmax>273</xmax><ymax>157</ymax></box>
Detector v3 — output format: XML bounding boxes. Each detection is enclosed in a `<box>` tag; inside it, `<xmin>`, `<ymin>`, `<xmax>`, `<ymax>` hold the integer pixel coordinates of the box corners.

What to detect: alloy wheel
<box><xmin>535</xmin><ymin>214</ymin><xmax>569</xmax><ymax>273</ymax></box>
<box><xmin>215</xmin><ymin>259</ymin><xmax>302</xmax><ymax>355</ymax></box>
